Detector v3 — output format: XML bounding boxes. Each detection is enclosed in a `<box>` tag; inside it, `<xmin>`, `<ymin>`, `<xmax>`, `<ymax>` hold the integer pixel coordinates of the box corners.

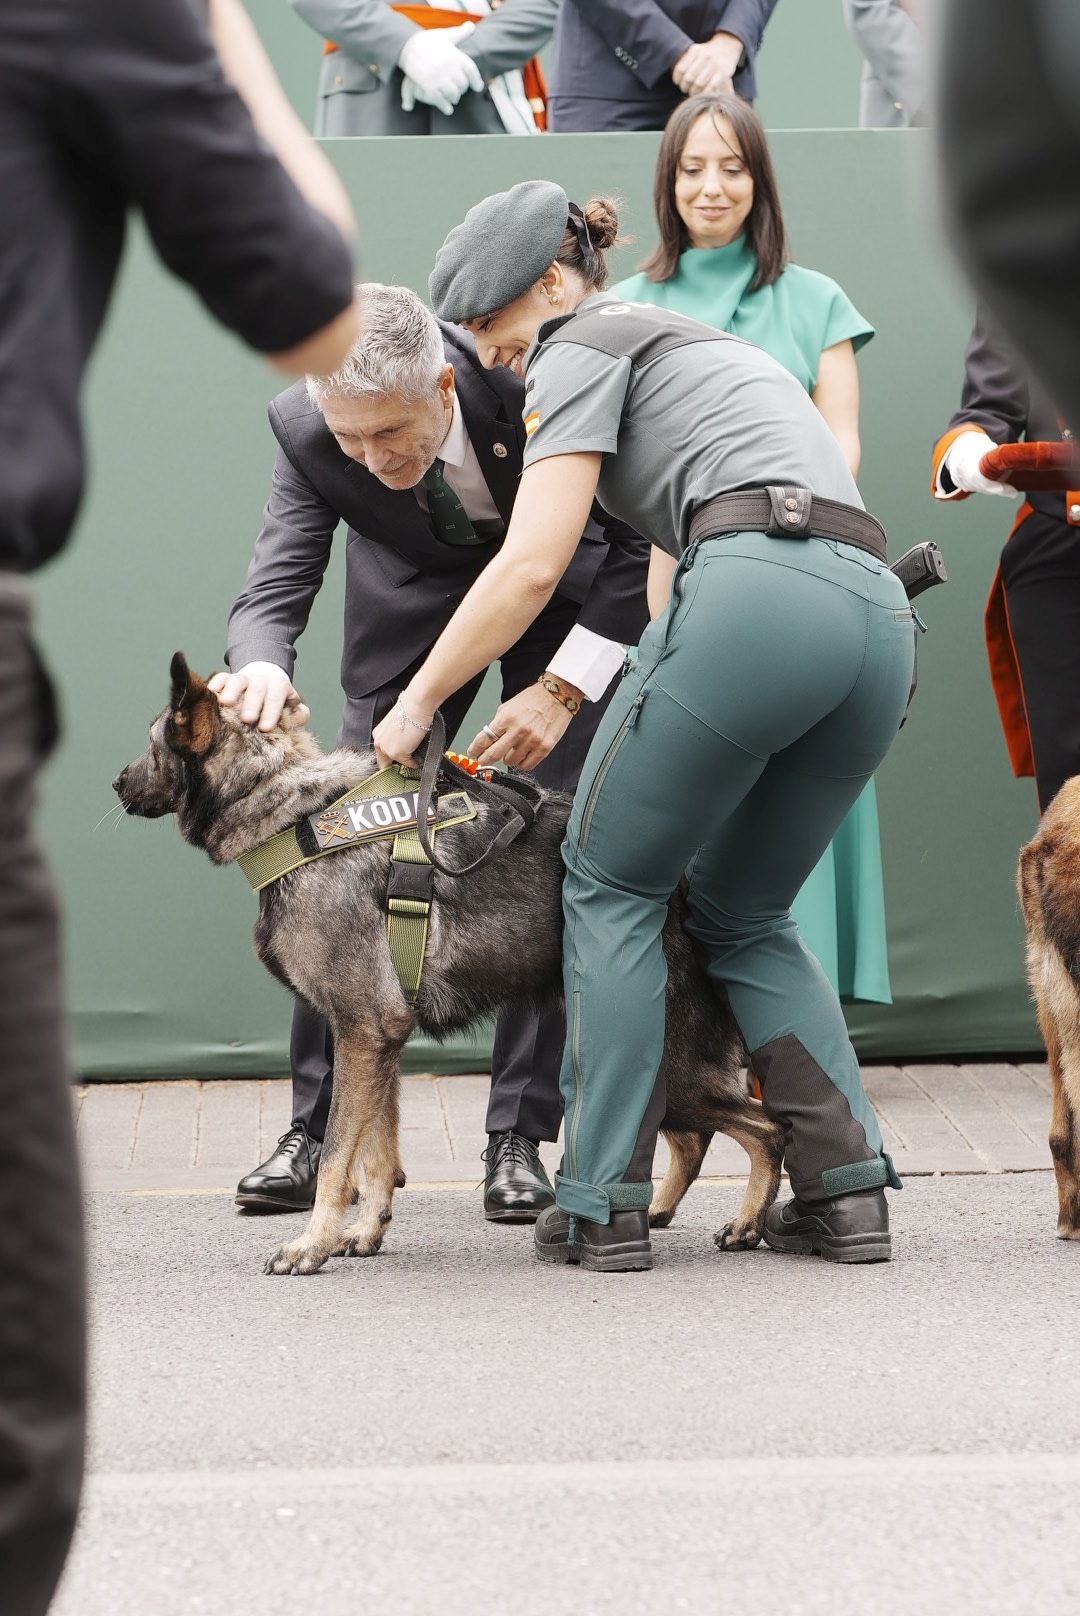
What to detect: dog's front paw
<box><xmin>648</xmin><ymin>1207</ymin><xmax>675</xmax><ymax>1229</ymax></box>
<box><xmin>336</xmin><ymin>1221</ymin><xmax>387</xmax><ymax>1258</ymax></box>
<box><xmin>343</xmin><ymin>1233</ymin><xmax>385</xmax><ymax>1258</ymax></box>
<box><xmin>714</xmin><ymin>1218</ymin><xmax>763</xmax><ymax>1252</ymax></box>
<box><xmin>264</xmin><ymin>1240</ymin><xmax>331</xmax><ymax>1276</ymax></box>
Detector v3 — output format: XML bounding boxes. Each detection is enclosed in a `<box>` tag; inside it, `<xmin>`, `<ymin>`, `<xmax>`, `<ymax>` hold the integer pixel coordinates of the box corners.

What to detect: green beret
<box><xmin>429</xmin><ymin>180</ymin><xmax>570</xmax><ymax>323</ymax></box>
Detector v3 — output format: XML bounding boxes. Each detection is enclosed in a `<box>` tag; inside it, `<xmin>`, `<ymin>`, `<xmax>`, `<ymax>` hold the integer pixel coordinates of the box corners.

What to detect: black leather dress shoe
<box><xmin>235</xmin><ymin>1125</ymin><xmax>321</xmax><ymax>1212</ymax></box>
<box><xmin>763</xmin><ymin>1188</ymin><xmax>891</xmax><ymax>1263</ymax></box>
<box><xmin>534</xmin><ymin>1205</ymin><xmax>652</xmax><ymax>1272</ymax></box>
<box><xmin>482</xmin><ymin>1131</ymin><xmax>555</xmax><ymax>1222</ymax></box>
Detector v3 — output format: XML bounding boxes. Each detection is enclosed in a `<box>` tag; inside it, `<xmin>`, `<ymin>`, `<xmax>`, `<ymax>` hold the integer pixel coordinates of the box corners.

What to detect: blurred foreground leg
<box><xmin>0</xmin><ymin>590</ymin><xmax>85</xmax><ymax>1616</ymax></box>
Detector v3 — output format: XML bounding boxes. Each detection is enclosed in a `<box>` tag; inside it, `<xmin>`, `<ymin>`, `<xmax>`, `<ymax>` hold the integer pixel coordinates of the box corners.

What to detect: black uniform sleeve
<box><xmin>573</xmin><ymin>513</ymin><xmax>651</xmax><ymax>647</ymax></box>
<box><xmin>946</xmin><ymin>308</ymin><xmax>1030</xmax><ymax>443</ymax></box>
<box><xmin>67</xmin><ymin>0</ymin><xmax>355</xmax><ymax>354</ymax></box>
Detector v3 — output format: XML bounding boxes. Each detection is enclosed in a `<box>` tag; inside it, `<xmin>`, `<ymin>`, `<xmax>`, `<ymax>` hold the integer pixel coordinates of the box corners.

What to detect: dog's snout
<box><xmin>112</xmin><ymin>768</ymin><xmax>127</xmax><ymax>795</ymax></box>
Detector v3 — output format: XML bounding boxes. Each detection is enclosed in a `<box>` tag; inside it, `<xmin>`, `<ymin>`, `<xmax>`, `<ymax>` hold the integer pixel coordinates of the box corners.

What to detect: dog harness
<box><xmin>235</xmin><ymin>763</ymin><xmax>476</xmax><ymax>1005</ymax></box>
<box><xmin>235</xmin><ymin>716</ymin><xmax>543</xmax><ymax>1006</ymax></box>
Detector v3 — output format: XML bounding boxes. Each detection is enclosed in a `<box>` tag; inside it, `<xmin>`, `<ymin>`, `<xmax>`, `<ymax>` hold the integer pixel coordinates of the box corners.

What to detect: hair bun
<box><xmin>583</xmin><ymin>197</ymin><xmax>621</xmax><ymax>252</ymax></box>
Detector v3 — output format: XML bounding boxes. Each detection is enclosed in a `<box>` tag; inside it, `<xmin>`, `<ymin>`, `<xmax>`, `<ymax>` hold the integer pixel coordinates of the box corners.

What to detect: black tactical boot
<box><xmin>235</xmin><ymin>1125</ymin><xmax>321</xmax><ymax>1212</ymax></box>
<box><xmin>482</xmin><ymin>1131</ymin><xmax>555</xmax><ymax>1222</ymax></box>
<box><xmin>534</xmin><ymin>1205</ymin><xmax>653</xmax><ymax>1272</ymax></box>
<box><xmin>763</xmin><ymin>1188</ymin><xmax>891</xmax><ymax>1263</ymax></box>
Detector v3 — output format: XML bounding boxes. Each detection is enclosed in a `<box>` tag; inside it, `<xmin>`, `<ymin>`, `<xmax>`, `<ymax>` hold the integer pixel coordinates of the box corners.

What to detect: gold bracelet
<box><xmin>537</xmin><ymin>673</ymin><xmax>582</xmax><ymax>715</ymax></box>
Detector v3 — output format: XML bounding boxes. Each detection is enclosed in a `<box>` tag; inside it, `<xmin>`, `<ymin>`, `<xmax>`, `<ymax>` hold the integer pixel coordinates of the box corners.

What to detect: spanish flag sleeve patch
<box><xmin>524</xmin><ymin>409</ymin><xmax>541</xmax><ymax>438</ymax></box>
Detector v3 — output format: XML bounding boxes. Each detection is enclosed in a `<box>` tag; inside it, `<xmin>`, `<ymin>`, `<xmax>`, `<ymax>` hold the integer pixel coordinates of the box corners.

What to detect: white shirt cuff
<box><xmin>546</xmin><ymin>625</ymin><xmax>626</xmax><ymax>702</ymax></box>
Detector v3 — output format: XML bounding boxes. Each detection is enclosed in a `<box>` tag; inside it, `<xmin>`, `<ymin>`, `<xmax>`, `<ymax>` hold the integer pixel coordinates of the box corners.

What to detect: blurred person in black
<box><xmin>938</xmin><ymin>0</ymin><xmax>1080</xmax><ymax>434</ymax></box>
<box><xmin>0</xmin><ymin>2</ymin><xmax>357</xmax><ymax>1611</ymax></box>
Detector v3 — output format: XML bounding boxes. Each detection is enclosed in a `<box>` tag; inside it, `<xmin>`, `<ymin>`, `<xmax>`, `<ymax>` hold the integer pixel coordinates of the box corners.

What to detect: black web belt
<box><xmin>688</xmin><ymin>487</ymin><xmax>888</xmax><ymax>563</ymax></box>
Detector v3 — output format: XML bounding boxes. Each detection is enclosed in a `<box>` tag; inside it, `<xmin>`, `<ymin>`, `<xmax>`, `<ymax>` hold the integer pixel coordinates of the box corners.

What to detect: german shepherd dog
<box><xmin>1018</xmin><ymin>776</ymin><xmax>1080</xmax><ymax>1239</ymax></box>
<box><xmin>114</xmin><ymin>655</ymin><xmax>784</xmax><ymax>1276</ymax></box>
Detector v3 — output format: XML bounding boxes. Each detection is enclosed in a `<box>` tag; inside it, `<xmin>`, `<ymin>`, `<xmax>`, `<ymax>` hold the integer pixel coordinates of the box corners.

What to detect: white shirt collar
<box><xmin>437</xmin><ymin>388</ymin><xmax>469</xmax><ymax>469</ymax></box>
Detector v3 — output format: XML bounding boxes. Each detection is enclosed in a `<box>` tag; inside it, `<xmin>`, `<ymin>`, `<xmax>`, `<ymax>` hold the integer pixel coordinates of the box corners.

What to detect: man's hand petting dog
<box><xmin>467</xmin><ymin>683</ymin><xmax>578</xmax><ymax>772</ymax></box>
<box><xmin>208</xmin><ymin>661</ymin><xmax>310</xmax><ymax>732</ymax></box>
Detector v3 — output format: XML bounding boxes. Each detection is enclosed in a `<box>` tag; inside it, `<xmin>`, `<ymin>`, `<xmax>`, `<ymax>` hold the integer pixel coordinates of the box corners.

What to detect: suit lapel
<box><xmin>453</xmin><ymin>349</ymin><xmax>525</xmax><ymax>528</ymax></box>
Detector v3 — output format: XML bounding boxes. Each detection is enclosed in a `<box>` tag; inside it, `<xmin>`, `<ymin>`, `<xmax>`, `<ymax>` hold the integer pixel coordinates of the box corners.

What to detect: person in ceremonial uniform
<box><xmin>842</xmin><ymin>0</ymin><xmax>926</xmax><ymax>129</ymax></box>
<box><xmin>290</xmin><ymin>0</ymin><xmax>556</xmax><ymax>134</ymax></box>
<box><xmin>373</xmin><ymin>180</ymin><xmax>915</xmax><ymax>1272</ymax></box>
<box><xmin>615</xmin><ymin>93</ymin><xmax>890</xmax><ymax>1005</ymax></box>
<box><xmin>931</xmin><ymin>310</ymin><xmax>1080</xmax><ymax>813</ymax></box>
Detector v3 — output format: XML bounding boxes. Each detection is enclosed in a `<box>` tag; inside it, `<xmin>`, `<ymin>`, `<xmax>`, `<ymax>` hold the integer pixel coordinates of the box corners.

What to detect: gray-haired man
<box><xmin>212</xmin><ymin>283</ymin><xmax>649</xmax><ymax>1220</ymax></box>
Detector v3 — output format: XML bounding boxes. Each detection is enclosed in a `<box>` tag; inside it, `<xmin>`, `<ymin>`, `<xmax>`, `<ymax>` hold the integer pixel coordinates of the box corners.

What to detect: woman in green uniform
<box><xmin>372</xmin><ymin>181</ymin><xmax>915</xmax><ymax>1272</ymax></box>
<box><xmin>616</xmin><ymin>92</ymin><xmax>889</xmax><ymax>1006</ymax></box>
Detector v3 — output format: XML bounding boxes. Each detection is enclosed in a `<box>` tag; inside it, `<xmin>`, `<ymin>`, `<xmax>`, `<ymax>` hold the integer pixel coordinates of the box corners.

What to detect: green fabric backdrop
<box><xmin>38</xmin><ymin>129</ymin><xmax>1040</xmax><ymax>1077</ymax></box>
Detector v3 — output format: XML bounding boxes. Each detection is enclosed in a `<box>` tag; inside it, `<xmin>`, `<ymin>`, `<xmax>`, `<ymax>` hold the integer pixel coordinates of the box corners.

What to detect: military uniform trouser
<box><xmin>554</xmin><ymin>532</ymin><xmax>916</xmax><ymax>1223</ymax></box>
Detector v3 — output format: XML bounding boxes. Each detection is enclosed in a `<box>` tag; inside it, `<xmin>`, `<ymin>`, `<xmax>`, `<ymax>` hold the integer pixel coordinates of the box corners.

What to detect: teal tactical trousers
<box><xmin>555</xmin><ymin>532</ymin><xmax>917</xmax><ymax>1224</ymax></box>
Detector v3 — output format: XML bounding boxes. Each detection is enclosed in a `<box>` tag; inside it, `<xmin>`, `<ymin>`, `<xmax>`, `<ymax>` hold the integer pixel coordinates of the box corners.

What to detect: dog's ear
<box><xmin>167</xmin><ymin>651</ymin><xmax>218</xmax><ymax>755</ymax></box>
<box><xmin>169</xmin><ymin>651</ymin><xmax>193</xmax><ymax>712</ymax></box>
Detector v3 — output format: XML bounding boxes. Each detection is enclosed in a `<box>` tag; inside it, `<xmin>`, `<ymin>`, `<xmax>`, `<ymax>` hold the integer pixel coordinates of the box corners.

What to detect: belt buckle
<box><xmin>765</xmin><ymin>485</ymin><xmax>812</xmax><ymax>538</ymax></box>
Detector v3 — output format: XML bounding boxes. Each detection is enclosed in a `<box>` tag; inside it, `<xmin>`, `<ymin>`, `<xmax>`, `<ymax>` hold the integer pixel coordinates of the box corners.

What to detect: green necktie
<box><xmin>422</xmin><ymin>460</ymin><xmax>481</xmax><ymax>546</ymax></box>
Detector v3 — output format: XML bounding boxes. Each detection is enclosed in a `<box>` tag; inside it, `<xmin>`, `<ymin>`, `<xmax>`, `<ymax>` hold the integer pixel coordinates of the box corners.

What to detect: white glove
<box><xmin>206</xmin><ymin>661</ymin><xmax>308</xmax><ymax>732</ymax></box>
<box><xmin>943</xmin><ymin>428</ymin><xmax>1019</xmax><ymax>499</ymax></box>
<box><xmin>398</xmin><ymin>24</ymin><xmax>483</xmax><ymax>116</ymax></box>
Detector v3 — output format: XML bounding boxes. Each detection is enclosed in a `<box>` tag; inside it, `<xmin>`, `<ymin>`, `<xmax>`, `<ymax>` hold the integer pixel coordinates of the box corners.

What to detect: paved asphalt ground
<box><xmin>52</xmin><ymin>1072</ymin><xmax>1080</xmax><ymax>1616</ymax></box>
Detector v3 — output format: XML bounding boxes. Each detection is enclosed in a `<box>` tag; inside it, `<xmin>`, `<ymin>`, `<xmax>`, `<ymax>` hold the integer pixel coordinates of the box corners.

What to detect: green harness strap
<box><xmin>385</xmin><ymin>825</ymin><xmax>435</xmax><ymax>1006</ymax></box>
<box><xmin>235</xmin><ymin>764</ymin><xmax>476</xmax><ymax>1006</ymax></box>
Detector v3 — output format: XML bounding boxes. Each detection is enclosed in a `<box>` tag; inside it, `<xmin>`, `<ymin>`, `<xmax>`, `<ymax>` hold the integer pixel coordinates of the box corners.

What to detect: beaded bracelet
<box><xmin>536</xmin><ymin>672</ymin><xmax>582</xmax><ymax>715</ymax></box>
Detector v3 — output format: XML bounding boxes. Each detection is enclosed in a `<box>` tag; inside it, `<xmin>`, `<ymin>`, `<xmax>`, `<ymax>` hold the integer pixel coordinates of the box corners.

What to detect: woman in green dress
<box><xmin>615</xmin><ymin>93</ymin><xmax>890</xmax><ymax>1005</ymax></box>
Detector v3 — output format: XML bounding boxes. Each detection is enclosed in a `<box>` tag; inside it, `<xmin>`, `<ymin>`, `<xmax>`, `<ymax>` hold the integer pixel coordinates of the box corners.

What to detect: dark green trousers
<box><xmin>555</xmin><ymin>532</ymin><xmax>916</xmax><ymax>1223</ymax></box>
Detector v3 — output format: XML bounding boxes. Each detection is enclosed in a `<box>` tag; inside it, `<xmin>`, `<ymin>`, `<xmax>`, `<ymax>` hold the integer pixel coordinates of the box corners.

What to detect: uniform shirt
<box><xmin>0</xmin><ymin>0</ymin><xmax>355</xmax><ymax>571</ymax></box>
<box><xmin>521</xmin><ymin>294</ymin><xmax>862</xmax><ymax>556</ymax></box>
<box><xmin>431</xmin><ymin>393</ymin><xmax>624</xmax><ymax>699</ymax></box>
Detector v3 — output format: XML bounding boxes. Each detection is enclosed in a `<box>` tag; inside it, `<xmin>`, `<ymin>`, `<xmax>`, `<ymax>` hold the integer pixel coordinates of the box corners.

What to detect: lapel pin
<box><xmin>493</xmin><ymin>442</ymin><xmax>508</xmax><ymax>458</ymax></box>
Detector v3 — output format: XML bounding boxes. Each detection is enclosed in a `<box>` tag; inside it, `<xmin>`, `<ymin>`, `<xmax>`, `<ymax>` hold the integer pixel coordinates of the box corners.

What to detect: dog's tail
<box><xmin>1019</xmin><ymin>832</ymin><xmax>1080</xmax><ymax>992</ymax></box>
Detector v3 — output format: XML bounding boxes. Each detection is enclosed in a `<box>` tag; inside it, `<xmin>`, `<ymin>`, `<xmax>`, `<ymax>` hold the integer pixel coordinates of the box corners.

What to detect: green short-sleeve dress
<box><xmin>614</xmin><ymin>237</ymin><xmax>890</xmax><ymax>1003</ymax></box>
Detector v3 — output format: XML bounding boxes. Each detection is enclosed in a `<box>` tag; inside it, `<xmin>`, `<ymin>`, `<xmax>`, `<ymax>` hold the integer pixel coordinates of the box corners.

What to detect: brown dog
<box><xmin>1018</xmin><ymin>776</ymin><xmax>1080</xmax><ymax>1238</ymax></box>
<box><xmin>114</xmin><ymin>655</ymin><xmax>785</xmax><ymax>1275</ymax></box>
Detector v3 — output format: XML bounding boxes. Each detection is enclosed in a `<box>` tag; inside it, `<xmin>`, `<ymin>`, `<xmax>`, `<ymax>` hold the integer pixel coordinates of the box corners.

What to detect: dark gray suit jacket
<box><xmin>549</xmin><ymin>0</ymin><xmax>779</xmax><ymax>131</ymax></box>
<box><xmin>226</xmin><ymin>322</ymin><xmax>649</xmax><ymax>699</ymax></box>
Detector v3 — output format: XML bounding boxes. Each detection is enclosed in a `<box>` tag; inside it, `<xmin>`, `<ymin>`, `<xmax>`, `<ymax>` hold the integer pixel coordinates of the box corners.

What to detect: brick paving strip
<box><xmin>74</xmin><ymin>1063</ymin><xmax>1054</xmax><ymax>1194</ymax></box>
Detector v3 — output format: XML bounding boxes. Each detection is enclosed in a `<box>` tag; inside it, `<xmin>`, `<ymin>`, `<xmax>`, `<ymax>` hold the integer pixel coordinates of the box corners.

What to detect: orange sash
<box><xmin>984</xmin><ymin>501</ymin><xmax>1036</xmax><ymax>778</ymax></box>
<box><xmin>323</xmin><ymin>5</ymin><xmax>547</xmax><ymax>129</ymax></box>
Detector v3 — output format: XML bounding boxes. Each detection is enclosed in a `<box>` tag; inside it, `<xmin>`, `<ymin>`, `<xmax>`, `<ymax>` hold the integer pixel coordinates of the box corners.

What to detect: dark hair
<box><xmin>554</xmin><ymin>196</ymin><xmax>623</xmax><ymax>293</ymax></box>
<box><xmin>639</xmin><ymin>95</ymin><xmax>788</xmax><ymax>290</ymax></box>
